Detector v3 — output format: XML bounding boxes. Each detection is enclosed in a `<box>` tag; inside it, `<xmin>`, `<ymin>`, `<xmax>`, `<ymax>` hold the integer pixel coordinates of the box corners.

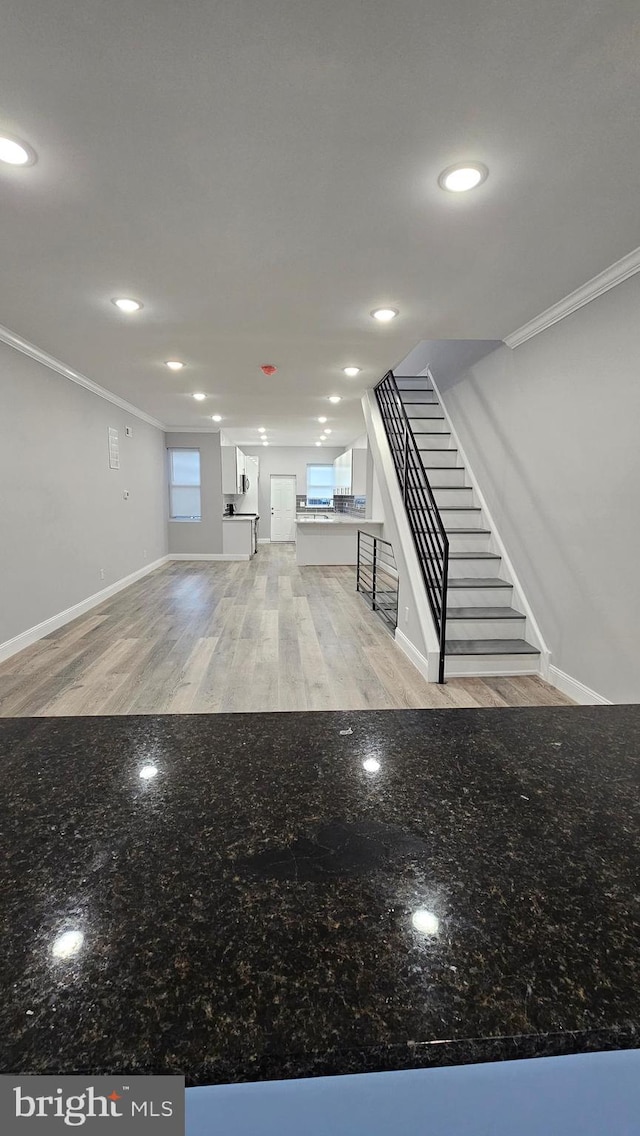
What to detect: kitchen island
<box><xmin>295</xmin><ymin>515</ymin><xmax>384</xmax><ymax>565</ymax></box>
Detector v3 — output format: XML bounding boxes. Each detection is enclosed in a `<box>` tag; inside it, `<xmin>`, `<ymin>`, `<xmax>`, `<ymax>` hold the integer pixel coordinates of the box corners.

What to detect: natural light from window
<box><xmin>306</xmin><ymin>463</ymin><xmax>334</xmax><ymax>507</ymax></box>
<box><xmin>169</xmin><ymin>449</ymin><xmax>201</xmax><ymax>520</ymax></box>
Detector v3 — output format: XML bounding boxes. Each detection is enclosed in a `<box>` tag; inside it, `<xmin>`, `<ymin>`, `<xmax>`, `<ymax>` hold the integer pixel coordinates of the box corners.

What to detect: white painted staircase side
<box><xmin>370</xmin><ymin>374</ymin><xmax>549</xmax><ymax>680</ymax></box>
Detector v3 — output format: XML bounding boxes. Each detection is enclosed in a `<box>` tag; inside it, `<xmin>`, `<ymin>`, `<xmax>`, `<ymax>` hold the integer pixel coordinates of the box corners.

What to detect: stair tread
<box><xmin>445</xmin><ymin>639</ymin><xmax>540</xmax><ymax>656</ymax></box>
<box><xmin>424</xmin><ymin>551</ymin><xmax>499</xmax><ymax>560</ymax></box>
<box><xmin>408</xmin><ymin>504</ymin><xmax>480</xmax><ymax>511</ymax></box>
<box><xmin>447</xmin><ymin>606</ymin><xmax>525</xmax><ymax>619</ymax></box>
<box><xmin>448</xmin><ymin>577</ymin><xmax>512</xmax><ymax>587</ymax></box>
<box><xmin>445</xmin><ymin>528</ymin><xmax>491</xmax><ymax>533</ymax></box>
<box><xmin>449</xmin><ymin>551</ymin><xmax>500</xmax><ymax>559</ymax></box>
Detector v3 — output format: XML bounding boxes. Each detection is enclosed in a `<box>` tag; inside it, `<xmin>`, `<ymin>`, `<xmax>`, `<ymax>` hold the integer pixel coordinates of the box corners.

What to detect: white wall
<box><xmin>241</xmin><ymin>446</ymin><xmax>342</xmax><ymax>528</ymax></box>
<box><xmin>165</xmin><ymin>432</ymin><xmax>223</xmax><ymax>555</ymax></box>
<box><xmin>0</xmin><ymin>342</ymin><xmax>167</xmax><ymax>649</ymax></box>
<box><xmin>434</xmin><ymin>274</ymin><xmax>640</xmax><ymax>703</ymax></box>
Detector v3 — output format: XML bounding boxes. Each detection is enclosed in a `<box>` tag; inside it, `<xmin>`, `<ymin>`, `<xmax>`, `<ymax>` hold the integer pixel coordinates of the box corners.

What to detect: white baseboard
<box><xmin>395</xmin><ymin>628</ymin><xmax>439</xmax><ymax>682</ymax></box>
<box><xmin>0</xmin><ymin>555</ymin><xmax>170</xmax><ymax>665</ymax></box>
<box><xmin>258</xmin><ymin>538</ymin><xmax>271</xmax><ymax>544</ymax></box>
<box><xmin>168</xmin><ymin>553</ymin><xmax>250</xmax><ymax>561</ymax></box>
<box><xmin>548</xmin><ymin>665</ymin><xmax>611</xmax><ymax>705</ymax></box>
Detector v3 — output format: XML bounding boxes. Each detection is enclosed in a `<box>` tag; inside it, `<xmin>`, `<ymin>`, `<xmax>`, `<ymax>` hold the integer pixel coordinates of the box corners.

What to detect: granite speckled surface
<box><xmin>1</xmin><ymin>706</ymin><xmax>639</xmax><ymax>1085</ymax></box>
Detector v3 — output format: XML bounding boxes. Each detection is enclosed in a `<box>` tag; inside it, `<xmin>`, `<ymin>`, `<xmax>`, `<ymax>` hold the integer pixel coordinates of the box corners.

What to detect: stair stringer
<box><xmin>428</xmin><ymin>368</ymin><xmax>551</xmax><ymax>679</ymax></box>
<box><xmin>362</xmin><ymin>389</ymin><xmax>442</xmax><ymax>682</ymax></box>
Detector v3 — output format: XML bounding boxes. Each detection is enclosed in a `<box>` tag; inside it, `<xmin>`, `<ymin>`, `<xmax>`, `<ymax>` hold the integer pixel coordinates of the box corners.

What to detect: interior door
<box><xmin>270</xmin><ymin>475</ymin><xmax>297</xmax><ymax>542</ymax></box>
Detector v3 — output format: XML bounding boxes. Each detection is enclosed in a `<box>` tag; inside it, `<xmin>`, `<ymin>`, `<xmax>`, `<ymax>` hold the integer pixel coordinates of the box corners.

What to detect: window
<box><xmin>307</xmin><ymin>463</ymin><xmax>334</xmax><ymax>507</ymax></box>
<box><xmin>169</xmin><ymin>449</ymin><xmax>201</xmax><ymax>520</ymax></box>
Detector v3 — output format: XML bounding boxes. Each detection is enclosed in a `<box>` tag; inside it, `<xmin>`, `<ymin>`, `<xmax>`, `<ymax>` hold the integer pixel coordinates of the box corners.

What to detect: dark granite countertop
<box><xmin>1</xmin><ymin>706</ymin><xmax>639</xmax><ymax>1085</ymax></box>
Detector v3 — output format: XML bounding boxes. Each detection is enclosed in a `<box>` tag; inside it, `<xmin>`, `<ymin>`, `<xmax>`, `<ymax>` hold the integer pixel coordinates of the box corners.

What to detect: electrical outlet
<box><xmin>404</xmin><ymin>606</ymin><xmax>409</xmax><ymax>624</ymax></box>
<box><xmin>123</xmin><ymin>489</ymin><xmax>130</xmax><ymax>500</ymax></box>
<box><xmin>125</xmin><ymin>425</ymin><xmax>133</xmax><ymax>437</ymax></box>
<box><xmin>100</xmin><ymin>568</ymin><xmax>105</xmax><ymax>581</ymax></box>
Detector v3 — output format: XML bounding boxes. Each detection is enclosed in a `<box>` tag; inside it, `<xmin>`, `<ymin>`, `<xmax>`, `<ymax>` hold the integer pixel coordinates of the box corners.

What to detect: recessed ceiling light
<box><xmin>438</xmin><ymin>162</ymin><xmax>488</xmax><ymax>192</ymax></box>
<box><xmin>262</xmin><ymin>441</ymin><xmax>269</xmax><ymax>446</ymax></box>
<box><xmin>0</xmin><ymin>135</ymin><xmax>36</xmax><ymax>166</ymax></box>
<box><xmin>258</xmin><ymin>427</ymin><xmax>266</xmax><ymax>433</ymax></box>
<box><xmin>328</xmin><ymin>396</ymin><xmax>341</xmax><ymax>404</ymax></box>
<box><xmin>324</xmin><ymin>428</ymin><xmax>332</xmax><ymax>434</ymax></box>
<box><xmin>192</xmin><ymin>392</ymin><xmax>206</xmax><ymax>401</ymax></box>
<box><xmin>320</xmin><ymin>435</ymin><xmax>327</xmax><ymax>441</ymax></box>
<box><xmin>318</xmin><ymin>416</ymin><xmax>327</xmax><ymax>424</ymax></box>
<box><xmin>343</xmin><ymin>366</ymin><xmax>361</xmax><ymax>377</ymax></box>
<box><xmin>371</xmin><ymin>308</ymin><xmax>398</xmax><ymax>322</ymax></box>
<box><xmin>211</xmin><ymin>414</ymin><xmax>222</xmax><ymax>422</ymax></box>
<box><xmin>165</xmin><ymin>360</ymin><xmax>184</xmax><ymax>371</ymax></box>
<box><xmin>315</xmin><ymin>441</ymin><xmax>322</xmax><ymax>447</ymax></box>
<box><xmin>112</xmin><ymin>297</ymin><xmax>143</xmax><ymax>313</ymax></box>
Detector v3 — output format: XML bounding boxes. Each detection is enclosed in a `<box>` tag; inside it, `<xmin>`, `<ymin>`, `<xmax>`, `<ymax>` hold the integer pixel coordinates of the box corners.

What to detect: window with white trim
<box><xmin>169</xmin><ymin>449</ymin><xmax>201</xmax><ymax>520</ymax></box>
<box><xmin>306</xmin><ymin>463</ymin><xmax>334</xmax><ymax>507</ymax></box>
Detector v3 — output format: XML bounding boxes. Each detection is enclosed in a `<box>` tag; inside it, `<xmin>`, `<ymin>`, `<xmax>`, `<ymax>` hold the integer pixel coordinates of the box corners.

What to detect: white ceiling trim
<box><xmin>0</xmin><ymin>322</ymin><xmax>165</xmax><ymax>430</ymax></box>
<box><xmin>505</xmin><ymin>245</ymin><xmax>640</xmax><ymax>349</ymax></box>
<box><xmin>164</xmin><ymin>426</ymin><xmax>220</xmax><ymax>433</ymax></box>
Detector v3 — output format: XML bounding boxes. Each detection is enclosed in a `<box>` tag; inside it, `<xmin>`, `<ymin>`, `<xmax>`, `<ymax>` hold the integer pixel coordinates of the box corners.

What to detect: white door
<box><xmin>270</xmin><ymin>475</ymin><xmax>297</xmax><ymax>541</ymax></box>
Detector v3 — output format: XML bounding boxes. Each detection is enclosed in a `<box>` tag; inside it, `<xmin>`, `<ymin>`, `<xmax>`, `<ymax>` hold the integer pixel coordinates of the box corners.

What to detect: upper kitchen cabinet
<box><xmin>333</xmin><ymin>447</ymin><xmax>367</xmax><ymax>496</ymax></box>
<box><xmin>221</xmin><ymin>445</ymin><xmax>246</xmax><ymax>495</ymax></box>
<box><xmin>351</xmin><ymin>448</ymin><xmax>367</xmax><ymax>496</ymax></box>
<box><xmin>332</xmin><ymin>450</ymin><xmax>351</xmax><ymax>495</ymax></box>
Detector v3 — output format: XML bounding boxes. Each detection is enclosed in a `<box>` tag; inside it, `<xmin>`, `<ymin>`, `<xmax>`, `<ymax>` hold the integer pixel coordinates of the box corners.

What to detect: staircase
<box><xmin>378</xmin><ymin>372</ymin><xmax>540</xmax><ymax>679</ymax></box>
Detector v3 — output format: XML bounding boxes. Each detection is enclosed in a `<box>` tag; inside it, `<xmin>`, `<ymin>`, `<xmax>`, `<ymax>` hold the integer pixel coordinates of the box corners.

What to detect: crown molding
<box><xmin>505</xmin><ymin>245</ymin><xmax>640</xmax><ymax>349</ymax></box>
<box><xmin>164</xmin><ymin>426</ymin><xmax>221</xmax><ymax>433</ymax></box>
<box><xmin>0</xmin><ymin>323</ymin><xmax>165</xmax><ymax>429</ymax></box>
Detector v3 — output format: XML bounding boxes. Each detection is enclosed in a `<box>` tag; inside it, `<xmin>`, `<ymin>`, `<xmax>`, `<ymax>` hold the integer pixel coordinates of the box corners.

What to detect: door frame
<box><xmin>270</xmin><ymin>474</ymin><xmax>297</xmax><ymax>542</ymax></box>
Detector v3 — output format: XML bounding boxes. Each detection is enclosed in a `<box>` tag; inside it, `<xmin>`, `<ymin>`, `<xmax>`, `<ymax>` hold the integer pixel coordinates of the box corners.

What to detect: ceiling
<box><xmin>1</xmin><ymin>0</ymin><xmax>639</xmax><ymax>446</ymax></box>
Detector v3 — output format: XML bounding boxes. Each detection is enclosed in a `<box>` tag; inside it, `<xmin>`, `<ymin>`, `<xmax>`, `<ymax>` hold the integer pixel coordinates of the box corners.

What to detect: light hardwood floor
<box><xmin>0</xmin><ymin>545</ymin><xmax>573</xmax><ymax>716</ymax></box>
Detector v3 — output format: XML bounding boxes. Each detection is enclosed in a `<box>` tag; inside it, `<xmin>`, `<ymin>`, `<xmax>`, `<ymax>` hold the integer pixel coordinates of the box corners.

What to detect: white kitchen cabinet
<box><xmin>221</xmin><ymin>446</ymin><xmax>246</xmax><ymax>494</ymax></box>
<box><xmin>351</xmin><ymin>448</ymin><xmax>367</xmax><ymax>496</ymax></box>
<box><xmin>333</xmin><ymin>449</ymin><xmax>352</xmax><ymax>495</ymax></box>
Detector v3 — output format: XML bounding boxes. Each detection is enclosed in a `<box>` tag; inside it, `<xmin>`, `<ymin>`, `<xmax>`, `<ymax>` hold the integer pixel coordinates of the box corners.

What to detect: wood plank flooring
<box><xmin>0</xmin><ymin>546</ymin><xmax>574</xmax><ymax>716</ymax></box>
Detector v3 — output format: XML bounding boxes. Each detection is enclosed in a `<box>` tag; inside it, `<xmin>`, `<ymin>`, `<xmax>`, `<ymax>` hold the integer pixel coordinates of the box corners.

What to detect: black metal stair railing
<box><xmin>375</xmin><ymin>371</ymin><xmax>449</xmax><ymax>683</ymax></box>
<box><xmin>356</xmin><ymin>530</ymin><xmax>399</xmax><ymax>632</ymax></box>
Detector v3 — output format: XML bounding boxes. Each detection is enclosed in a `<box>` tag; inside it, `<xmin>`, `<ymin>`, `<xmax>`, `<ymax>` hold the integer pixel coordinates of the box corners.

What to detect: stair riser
<box><xmin>447</xmin><ymin>585</ymin><xmax>513</xmax><ymax>607</ymax></box>
<box><xmin>399</xmin><ymin>394</ymin><xmax>439</xmax><ymax>405</ymax></box>
<box><xmin>416</xmin><ymin>434</ymin><xmax>453</xmax><ymax>448</ymax></box>
<box><xmin>433</xmin><ymin>487</ymin><xmax>475</xmax><ymax>507</ymax></box>
<box><xmin>446</xmin><ymin>618</ymin><xmax>526</xmax><ymax>641</ymax></box>
<box><xmin>441</xmin><ymin>508</ymin><xmax>483</xmax><ymax>528</ymax></box>
<box><xmin>412</xmin><ymin>422</ymin><xmax>450</xmax><ymax>436</ymax></box>
<box><xmin>447</xmin><ymin>532</ymin><xmax>492</xmax><ymax>552</ymax></box>
<box><xmin>418</xmin><ymin>449</ymin><xmax>459</xmax><ymax>465</ymax></box>
<box><xmin>445</xmin><ymin>655</ymin><xmax>540</xmax><ymax>677</ymax></box>
<box><xmin>422</xmin><ymin>469</ymin><xmax>467</xmax><ymax>487</ymax></box>
<box><xmin>408</xmin><ymin>406</ymin><xmax>445</xmax><ymax>419</ymax></box>
<box><xmin>447</xmin><ymin>558</ymin><xmax>501</xmax><ymax>579</ymax></box>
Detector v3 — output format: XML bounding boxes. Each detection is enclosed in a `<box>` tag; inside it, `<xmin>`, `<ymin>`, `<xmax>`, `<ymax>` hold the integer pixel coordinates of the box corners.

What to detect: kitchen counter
<box><xmin>222</xmin><ymin>514</ymin><xmax>258</xmax><ymax>558</ymax></box>
<box><xmin>296</xmin><ymin>515</ymin><xmax>384</xmax><ymax>525</ymax></box>
<box><xmin>1</xmin><ymin>705</ymin><xmax>639</xmax><ymax>1085</ymax></box>
<box><xmin>296</xmin><ymin>518</ymin><xmax>383</xmax><ymax>564</ymax></box>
